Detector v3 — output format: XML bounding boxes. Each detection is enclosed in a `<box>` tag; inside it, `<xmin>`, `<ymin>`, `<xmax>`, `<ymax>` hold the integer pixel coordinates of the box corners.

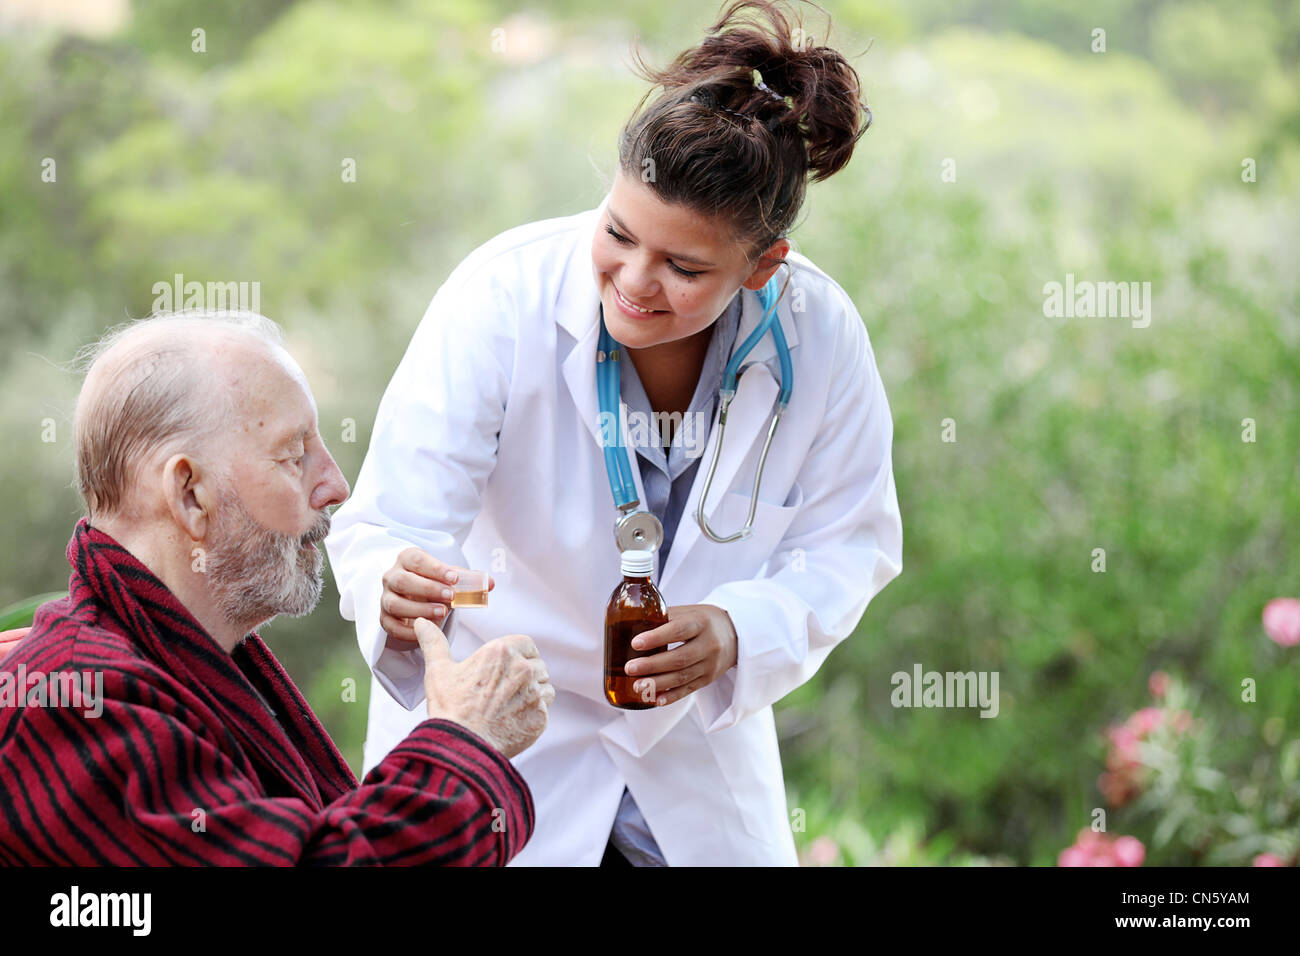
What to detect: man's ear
<box><xmin>161</xmin><ymin>453</ymin><xmax>215</xmax><ymax>542</ymax></box>
<box><xmin>741</xmin><ymin>238</ymin><xmax>790</xmax><ymax>291</ymax></box>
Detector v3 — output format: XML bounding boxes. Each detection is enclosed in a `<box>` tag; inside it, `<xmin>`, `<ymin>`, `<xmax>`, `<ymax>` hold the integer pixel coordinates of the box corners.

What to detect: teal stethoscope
<box><xmin>596</xmin><ymin>266</ymin><xmax>794</xmax><ymax>553</ymax></box>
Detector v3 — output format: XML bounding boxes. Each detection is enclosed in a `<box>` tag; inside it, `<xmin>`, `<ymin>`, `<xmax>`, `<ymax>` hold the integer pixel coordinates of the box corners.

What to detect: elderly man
<box><xmin>0</xmin><ymin>311</ymin><xmax>552</xmax><ymax>866</ymax></box>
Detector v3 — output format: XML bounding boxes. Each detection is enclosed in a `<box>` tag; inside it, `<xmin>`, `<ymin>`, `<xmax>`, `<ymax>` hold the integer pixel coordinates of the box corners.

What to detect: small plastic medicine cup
<box><xmin>449</xmin><ymin>569</ymin><xmax>490</xmax><ymax>609</ymax></box>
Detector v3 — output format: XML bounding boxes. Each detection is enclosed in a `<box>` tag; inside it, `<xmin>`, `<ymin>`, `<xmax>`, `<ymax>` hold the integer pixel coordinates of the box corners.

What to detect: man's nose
<box><xmin>311</xmin><ymin>451</ymin><xmax>350</xmax><ymax>510</ymax></box>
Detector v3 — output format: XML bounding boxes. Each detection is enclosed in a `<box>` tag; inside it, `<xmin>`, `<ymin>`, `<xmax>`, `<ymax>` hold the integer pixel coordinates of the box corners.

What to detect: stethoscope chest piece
<box><xmin>615</xmin><ymin>509</ymin><xmax>663</xmax><ymax>554</ymax></box>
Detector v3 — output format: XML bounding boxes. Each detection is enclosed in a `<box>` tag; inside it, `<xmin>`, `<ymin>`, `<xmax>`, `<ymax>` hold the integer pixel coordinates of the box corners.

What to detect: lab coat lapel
<box><xmin>559</xmin><ymin>308</ymin><xmax>651</xmax><ymax>517</ymax></box>
<box><xmin>560</xmin><ymin>311</ymin><xmax>603</xmax><ymax>451</ymax></box>
<box><xmin>557</xmin><ymin>225</ymin><xmax>652</xmax><ymax>516</ymax></box>
<box><xmin>558</xmin><ymin>208</ymin><xmax>609</xmax><ymax>454</ymax></box>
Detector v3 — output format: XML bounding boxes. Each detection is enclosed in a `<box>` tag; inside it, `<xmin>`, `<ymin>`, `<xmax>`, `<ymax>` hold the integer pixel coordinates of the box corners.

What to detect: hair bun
<box><xmin>754</xmin><ymin>35</ymin><xmax>871</xmax><ymax>181</ymax></box>
<box><xmin>619</xmin><ymin>1</ymin><xmax>870</xmax><ymax>256</ymax></box>
<box><xmin>637</xmin><ymin>1</ymin><xmax>870</xmax><ymax>181</ymax></box>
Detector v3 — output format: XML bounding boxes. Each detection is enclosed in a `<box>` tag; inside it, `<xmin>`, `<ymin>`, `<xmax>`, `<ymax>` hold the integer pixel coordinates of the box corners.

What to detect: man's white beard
<box><xmin>205</xmin><ymin>490</ymin><xmax>330</xmax><ymax>636</ymax></box>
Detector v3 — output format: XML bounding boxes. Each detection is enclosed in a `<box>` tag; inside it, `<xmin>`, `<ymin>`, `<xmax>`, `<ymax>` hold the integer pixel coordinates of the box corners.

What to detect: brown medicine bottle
<box><xmin>604</xmin><ymin>549</ymin><xmax>668</xmax><ymax>710</ymax></box>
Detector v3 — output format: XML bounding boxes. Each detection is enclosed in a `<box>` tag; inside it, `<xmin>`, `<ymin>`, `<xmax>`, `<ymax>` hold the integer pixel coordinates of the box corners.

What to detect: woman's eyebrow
<box><xmin>608</xmin><ymin>209</ymin><xmax>716</xmax><ymax>267</ymax></box>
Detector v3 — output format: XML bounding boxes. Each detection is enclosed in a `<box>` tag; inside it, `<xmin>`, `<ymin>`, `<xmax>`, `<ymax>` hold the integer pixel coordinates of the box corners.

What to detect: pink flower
<box><xmin>1112</xmin><ymin>836</ymin><xmax>1145</xmax><ymax>867</ymax></box>
<box><xmin>1099</xmin><ymin>707</ymin><xmax>1195</xmax><ymax>807</ymax></box>
<box><xmin>1058</xmin><ymin>829</ymin><xmax>1145</xmax><ymax>867</ymax></box>
<box><xmin>806</xmin><ymin>835</ymin><xmax>840</xmax><ymax>866</ymax></box>
<box><xmin>1098</xmin><ymin>770</ymin><xmax>1139</xmax><ymax>807</ymax></box>
<box><xmin>1263</xmin><ymin>598</ymin><xmax>1300</xmax><ymax>647</ymax></box>
<box><xmin>1129</xmin><ymin>707</ymin><xmax>1166</xmax><ymax>736</ymax></box>
<box><xmin>1074</xmin><ymin>829</ymin><xmax>1108</xmax><ymax>852</ymax></box>
<box><xmin>1058</xmin><ymin>830</ymin><xmax>1098</xmax><ymax>867</ymax></box>
<box><xmin>1253</xmin><ymin>853</ymin><xmax>1286</xmax><ymax>867</ymax></box>
<box><xmin>1100</xmin><ymin>727</ymin><xmax>1143</xmax><ymax>807</ymax></box>
<box><xmin>1107</xmin><ymin>724</ymin><xmax>1139</xmax><ymax>755</ymax></box>
<box><xmin>1148</xmin><ymin>671</ymin><xmax>1170</xmax><ymax>699</ymax></box>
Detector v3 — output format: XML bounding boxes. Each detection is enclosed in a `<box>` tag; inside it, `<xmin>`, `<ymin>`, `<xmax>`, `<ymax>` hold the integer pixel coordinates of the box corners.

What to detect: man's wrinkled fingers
<box><xmin>474</xmin><ymin>637</ymin><xmax>511</xmax><ymax>666</ymax></box>
<box><xmin>511</xmin><ymin>658</ymin><xmax>538</xmax><ymax>691</ymax></box>
<box><xmin>503</xmin><ymin>633</ymin><xmax>540</xmax><ymax>658</ymax></box>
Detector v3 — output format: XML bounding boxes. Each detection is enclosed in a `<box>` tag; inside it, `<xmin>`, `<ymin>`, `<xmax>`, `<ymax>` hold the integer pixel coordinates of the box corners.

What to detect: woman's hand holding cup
<box><xmin>380</xmin><ymin>547</ymin><xmax>495</xmax><ymax>646</ymax></box>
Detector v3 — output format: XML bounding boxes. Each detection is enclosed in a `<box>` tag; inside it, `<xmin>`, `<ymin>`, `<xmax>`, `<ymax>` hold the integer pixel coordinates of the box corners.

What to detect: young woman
<box><xmin>326</xmin><ymin>0</ymin><xmax>902</xmax><ymax>866</ymax></box>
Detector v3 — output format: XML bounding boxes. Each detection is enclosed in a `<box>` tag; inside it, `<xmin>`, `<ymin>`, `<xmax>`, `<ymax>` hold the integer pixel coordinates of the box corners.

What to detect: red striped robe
<box><xmin>0</xmin><ymin>519</ymin><xmax>533</xmax><ymax>865</ymax></box>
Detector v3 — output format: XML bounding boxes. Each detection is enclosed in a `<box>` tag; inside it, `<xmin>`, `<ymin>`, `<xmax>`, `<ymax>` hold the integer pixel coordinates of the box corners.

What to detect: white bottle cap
<box><xmin>620</xmin><ymin>549</ymin><xmax>654</xmax><ymax>576</ymax></box>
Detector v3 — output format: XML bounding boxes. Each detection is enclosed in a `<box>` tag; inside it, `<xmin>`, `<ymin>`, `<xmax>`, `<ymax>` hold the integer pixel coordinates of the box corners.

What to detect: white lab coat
<box><xmin>324</xmin><ymin>201</ymin><xmax>903</xmax><ymax>866</ymax></box>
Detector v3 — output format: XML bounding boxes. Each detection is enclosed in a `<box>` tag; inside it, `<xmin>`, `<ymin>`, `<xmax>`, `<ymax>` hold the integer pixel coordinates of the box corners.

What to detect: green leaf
<box><xmin>1282</xmin><ymin>741</ymin><xmax>1300</xmax><ymax>784</ymax></box>
<box><xmin>1153</xmin><ymin>802</ymin><xmax>1192</xmax><ymax>849</ymax></box>
<box><xmin>1192</xmin><ymin>767</ymin><xmax>1226</xmax><ymax>791</ymax></box>
<box><xmin>0</xmin><ymin>592</ymin><xmax>66</xmax><ymax>632</ymax></box>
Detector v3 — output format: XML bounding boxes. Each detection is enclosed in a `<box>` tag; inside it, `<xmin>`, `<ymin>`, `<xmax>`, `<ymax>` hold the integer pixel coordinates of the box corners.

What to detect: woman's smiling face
<box><xmin>591</xmin><ymin>167</ymin><xmax>787</xmax><ymax>351</ymax></box>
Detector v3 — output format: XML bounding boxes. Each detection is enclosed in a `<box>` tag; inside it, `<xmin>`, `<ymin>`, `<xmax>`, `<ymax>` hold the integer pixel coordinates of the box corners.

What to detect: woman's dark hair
<box><xmin>618</xmin><ymin>0</ymin><xmax>871</xmax><ymax>261</ymax></box>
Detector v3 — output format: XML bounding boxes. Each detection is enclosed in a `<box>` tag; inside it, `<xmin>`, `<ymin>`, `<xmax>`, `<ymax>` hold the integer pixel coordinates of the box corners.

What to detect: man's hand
<box><xmin>414</xmin><ymin>617</ymin><xmax>553</xmax><ymax>758</ymax></box>
<box><xmin>380</xmin><ymin>547</ymin><xmax>495</xmax><ymax>646</ymax></box>
<box><xmin>0</xmin><ymin>627</ymin><xmax>30</xmax><ymax>664</ymax></box>
<box><xmin>622</xmin><ymin>604</ymin><xmax>738</xmax><ymax>707</ymax></box>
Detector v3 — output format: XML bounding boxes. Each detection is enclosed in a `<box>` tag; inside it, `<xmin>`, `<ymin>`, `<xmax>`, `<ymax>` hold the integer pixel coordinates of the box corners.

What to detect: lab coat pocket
<box><xmin>707</xmin><ymin>482</ymin><xmax>804</xmax><ymax>576</ymax></box>
<box><xmin>702</xmin><ymin>708</ymin><xmax>786</xmax><ymax>843</ymax></box>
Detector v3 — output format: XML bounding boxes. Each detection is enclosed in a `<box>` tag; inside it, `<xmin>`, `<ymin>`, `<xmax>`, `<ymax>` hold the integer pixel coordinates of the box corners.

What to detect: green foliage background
<box><xmin>2</xmin><ymin>0</ymin><xmax>1297</xmax><ymax>865</ymax></box>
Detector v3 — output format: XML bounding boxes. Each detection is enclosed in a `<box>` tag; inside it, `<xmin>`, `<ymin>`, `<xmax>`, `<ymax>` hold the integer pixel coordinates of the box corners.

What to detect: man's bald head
<box><xmin>74</xmin><ymin>311</ymin><xmax>288</xmax><ymax>519</ymax></box>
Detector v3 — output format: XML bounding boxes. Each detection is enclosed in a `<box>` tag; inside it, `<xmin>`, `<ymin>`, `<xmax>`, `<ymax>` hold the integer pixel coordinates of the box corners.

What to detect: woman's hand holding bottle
<box><xmin>622</xmin><ymin>604</ymin><xmax>739</xmax><ymax>707</ymax></box>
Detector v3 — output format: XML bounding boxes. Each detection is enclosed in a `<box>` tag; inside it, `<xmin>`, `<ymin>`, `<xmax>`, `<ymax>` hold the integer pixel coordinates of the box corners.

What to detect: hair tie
<box><xmin>718</xmin><ymin>105</ymin><xmax>755</xmax><ymax>123</ymax></box>
<box><xmin>755</xmin><ymin>79</ymin><xmax>786</xmax><ymax>105</ymax></box>
<box><xmin>691</xmin><ymin>89</ymin><xmax>754</xmax><ymax>124</ymax></box>
<box><xmin>690</xmin><ymin>81</ymin><xmax>787</xmax><ymax>130</ymax></box>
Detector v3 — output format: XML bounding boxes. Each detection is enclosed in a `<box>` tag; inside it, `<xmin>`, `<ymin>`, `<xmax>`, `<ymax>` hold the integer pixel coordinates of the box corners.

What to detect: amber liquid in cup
<box><xmin>451</xmin><ymin>570</ymin><xmax>489</xmax><ymax>609</ymax></box>
<box><xmin>451</xmin><ymin>589</ymin><xmax>488</xmax><ymax>608</ymax></box>
<box><xmin>604</xmin><ymin>558</ymin><xmax>668</xmax><ymax>710</ymax></box>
